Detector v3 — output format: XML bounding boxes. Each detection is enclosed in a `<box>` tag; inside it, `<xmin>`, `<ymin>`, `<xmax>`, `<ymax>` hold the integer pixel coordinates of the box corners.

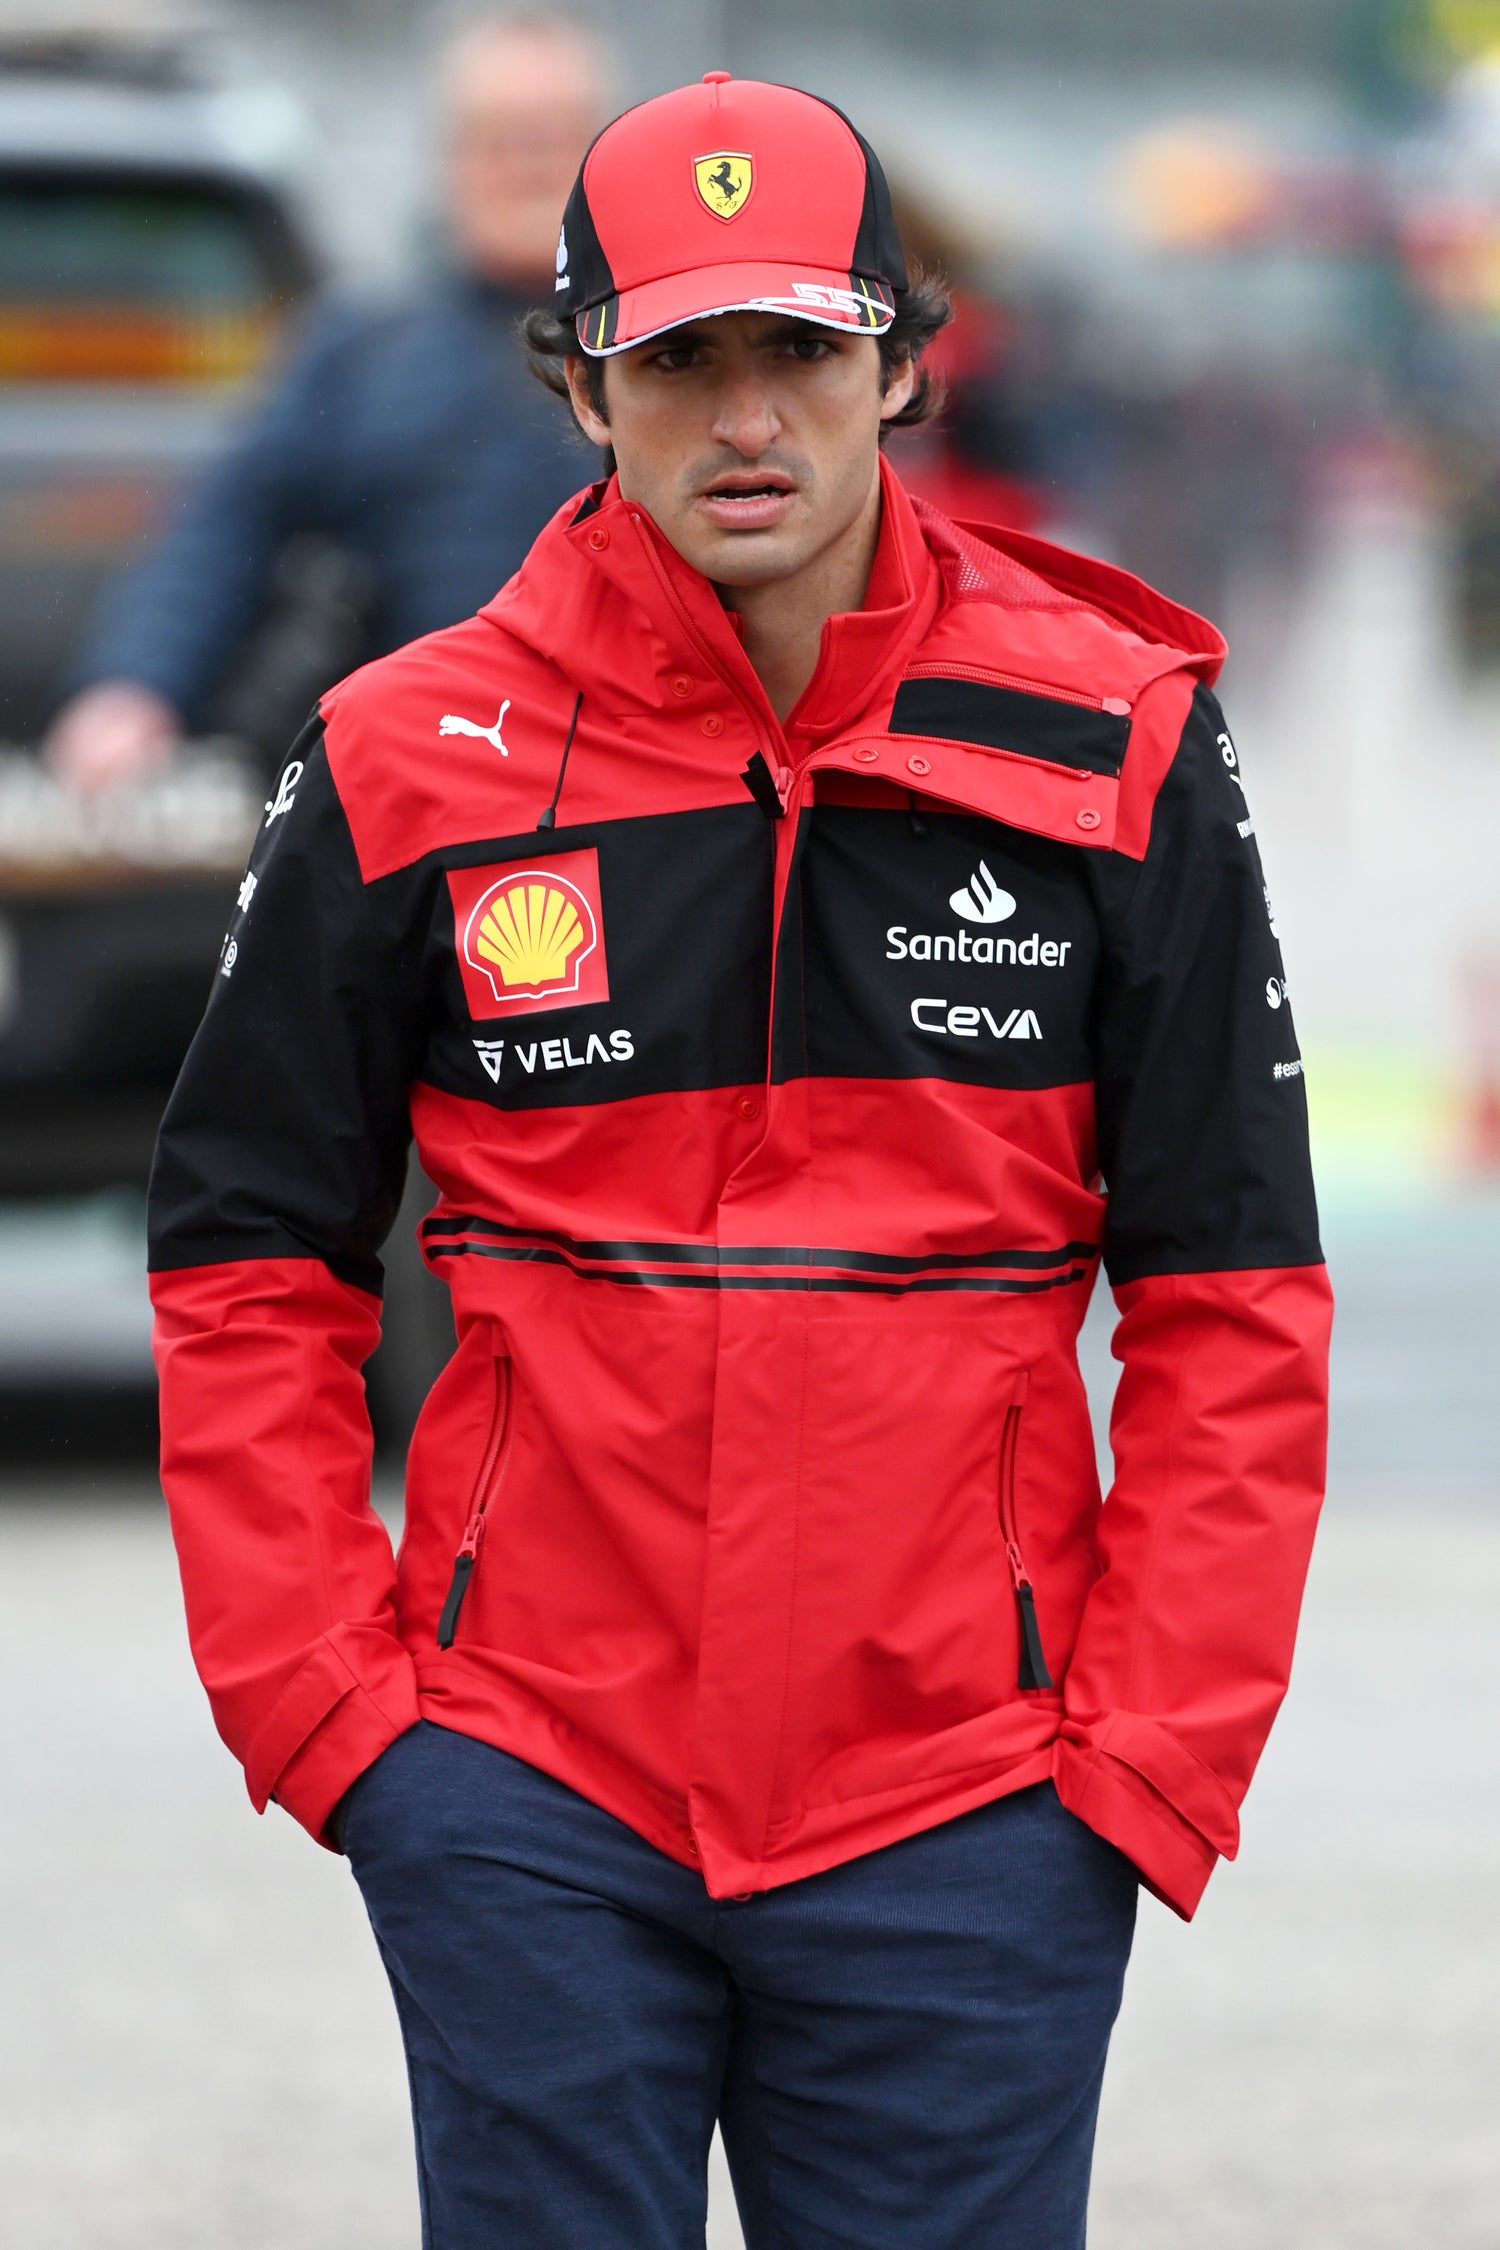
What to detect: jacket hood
<box><xmin>480</xmin><ymin>460</ymin><xmax>1225</xmax><ymax>734</ymax></box>
<box><xmin>920</xmin><ymin>506</ymin><xmax>1226</xmax><ymax>685</ymax></box>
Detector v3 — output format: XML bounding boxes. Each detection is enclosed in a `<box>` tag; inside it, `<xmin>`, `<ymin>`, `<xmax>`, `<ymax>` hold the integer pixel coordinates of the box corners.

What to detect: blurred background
<box><xmin>0</xmin><ymin>1</ymin><xmax>1496</xmax><ymax>2245</ymax></box>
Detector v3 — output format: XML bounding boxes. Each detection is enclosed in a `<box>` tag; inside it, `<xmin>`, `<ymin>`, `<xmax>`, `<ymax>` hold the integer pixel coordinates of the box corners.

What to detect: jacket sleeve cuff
<box><xmin>242</xmin><ymin>1625</ymin><xmax>422</xmax><ymax>1850</ymax></box>
<box><xmin>1051</xmin><ymin>1711</ymin><xmax>1238</xmax><ymax>1920</ymax></box>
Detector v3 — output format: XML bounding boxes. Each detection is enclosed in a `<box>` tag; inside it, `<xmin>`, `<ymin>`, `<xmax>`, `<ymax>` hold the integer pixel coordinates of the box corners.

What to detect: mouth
<box><xmin>695</xmin><ymin>472</ymin><xmax>799</xmax><ymax>531</ymax></box>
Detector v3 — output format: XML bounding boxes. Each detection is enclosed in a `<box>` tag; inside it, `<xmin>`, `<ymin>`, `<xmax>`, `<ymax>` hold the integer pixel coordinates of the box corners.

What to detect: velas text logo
<box><xmin>447</xmin><ymin>848</ymin><xmax>610</xmax><ymax>1020</ymax></box>
<box><xmin>695</xmin><ymin>151</ymin><xmax>753</xmax><ymax>220</ymax></box>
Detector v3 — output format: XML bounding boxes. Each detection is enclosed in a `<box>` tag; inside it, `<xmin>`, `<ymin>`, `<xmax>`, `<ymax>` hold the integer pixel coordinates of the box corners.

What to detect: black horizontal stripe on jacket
<box><xmin>421</xmin><ymin>1214</ymin><xmax>1098</xmax><ymax>1295</ymax></box>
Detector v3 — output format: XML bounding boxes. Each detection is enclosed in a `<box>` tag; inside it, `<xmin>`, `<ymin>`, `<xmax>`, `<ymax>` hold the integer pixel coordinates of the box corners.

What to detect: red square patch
<box><xmin>447</xmin><ymin>848</ymin><xmax>610</xmax><ymax>1020</ymax></box>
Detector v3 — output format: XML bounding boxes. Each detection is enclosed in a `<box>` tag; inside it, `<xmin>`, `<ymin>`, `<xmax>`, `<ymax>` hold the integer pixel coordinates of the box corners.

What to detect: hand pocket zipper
<box><xmin>998</xmin><ymin>1373</ymin><xmax>1053</xmax><ymax>1691</ymax></box>
<box><xmin>436</xmin><ymin>1354</ymin><xmax>512</xmax><ymax>1650</ymax></box>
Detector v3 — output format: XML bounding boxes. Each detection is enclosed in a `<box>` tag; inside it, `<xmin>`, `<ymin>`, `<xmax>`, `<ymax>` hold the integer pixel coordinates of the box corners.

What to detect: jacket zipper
<box><xmin>997</xmin><ymin>1374</ymin><xmax>1053</xmax><ymax>1691</ymax></box>
<box><xmin>623</xmin><ymin>512</ymin><xmax>802</xmax><ymax>1085</ymax></box>
<box><xmin>436</xmin><ymin>1354</ymin><xmax>512</xmax><ymax>1650</ymax></box>
<box><xmin>891</xmin><ymin>663</ymin><xmax>1130</xmax><ymax>786</ymax></box>
<box><xmin>901</xmin><ymin>659</ymin><xmax>1127</xmax><ymax>715</ymax></box>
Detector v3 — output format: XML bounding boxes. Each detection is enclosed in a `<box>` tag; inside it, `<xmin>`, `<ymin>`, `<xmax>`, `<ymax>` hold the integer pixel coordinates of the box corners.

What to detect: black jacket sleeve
<box><xmin>1049</xmin><ymin>682</ymin><xmax>1332</xmax><ymax>1919</ymax></box>
<box><xmin>147</xmin><ymin>715</ymin><xmax>432</xmax><ymax>1847</ymax></box>
<box><xmin>1092</xmin><ymin>680</ymin><xmax>1323</xmax><ymax>1280</ymax></box>
<box><xmin>148</xmin><ymin>714</ymin><xmax>423</xmax><ymax>1286</ymax></box>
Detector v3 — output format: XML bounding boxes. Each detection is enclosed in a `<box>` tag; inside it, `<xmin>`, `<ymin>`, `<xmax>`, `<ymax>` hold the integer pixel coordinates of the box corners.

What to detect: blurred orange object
<box><xmin>1117</xmin><ymin>121</ymin><xmax>1281</xmax><ymax>250</ymax></box>
<box><xmin>0</xmin><ymin>303</ymin><xmax>272</xmax><ymax>382</ymax></box>
<box><xmin>1461</xmin><ymin>954</ymin><xmax>1500</xmax><ymax>1173</ymax></box>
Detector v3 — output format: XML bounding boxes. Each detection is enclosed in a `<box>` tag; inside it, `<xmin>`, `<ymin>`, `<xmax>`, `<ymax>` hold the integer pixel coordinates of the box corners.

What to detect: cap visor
<box><xmin>575</xmin><ymin>262</ymin><xmax>895</xmax><ymax>356</ymax></box>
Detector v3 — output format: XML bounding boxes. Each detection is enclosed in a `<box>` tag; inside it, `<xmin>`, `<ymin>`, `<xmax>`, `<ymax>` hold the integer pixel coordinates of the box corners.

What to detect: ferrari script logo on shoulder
<box><xmin>694</xmin><ymin>151</ymin><xmax>753</xmax><ymax>220</ymax></box>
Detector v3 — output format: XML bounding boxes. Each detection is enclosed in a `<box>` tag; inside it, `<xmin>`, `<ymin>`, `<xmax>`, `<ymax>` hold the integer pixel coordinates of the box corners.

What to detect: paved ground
<box><xmin>1</xmin><ymin>1480</ymin><xmax>1497</xmax><ymax>2250</ymax></box>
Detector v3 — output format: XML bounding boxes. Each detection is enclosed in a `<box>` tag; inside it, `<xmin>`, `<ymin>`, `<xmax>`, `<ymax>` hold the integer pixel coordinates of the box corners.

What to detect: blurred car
<box><xmin>0</xmin><ymin>34</ymin><xmax>320</xmax><ymax>1404</ymax></box>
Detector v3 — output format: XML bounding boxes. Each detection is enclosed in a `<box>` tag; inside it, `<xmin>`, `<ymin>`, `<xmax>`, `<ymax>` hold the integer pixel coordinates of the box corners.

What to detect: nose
<box><xmin>709</xmin><ymin>368</ymin><xmax>782</xmax><ymax>458</ymax></box>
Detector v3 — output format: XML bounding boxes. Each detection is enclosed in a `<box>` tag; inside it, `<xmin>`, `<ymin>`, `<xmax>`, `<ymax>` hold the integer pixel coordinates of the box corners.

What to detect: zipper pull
<box><xmin>740</xmin><ymin>750</ymin><xmax>787</xmax><ymax>819</ymax></box>
<box><xmin>436</xmin><ymin>1510</ymin><xmax>486</xmax><ymax>1649</ymax></box>
<box><xmin>1004</xmin><ymin>1542</ymin><xmax>1054</xmax><ymax>1691</ymax></box>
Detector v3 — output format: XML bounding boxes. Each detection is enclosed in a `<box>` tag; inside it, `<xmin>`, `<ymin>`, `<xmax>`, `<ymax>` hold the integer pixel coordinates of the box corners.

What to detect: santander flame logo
<box><xmin>948</xmin><ymin>860</ymin><xmax>1017</xmax><ymax>925</ymax></box>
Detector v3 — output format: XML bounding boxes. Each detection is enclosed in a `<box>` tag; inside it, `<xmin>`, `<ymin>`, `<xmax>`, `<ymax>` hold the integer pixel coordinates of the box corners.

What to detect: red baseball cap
<box><xmin>554</xmin><ymin>74</ymin><xmax>908</xmax><ymax>357</ymax></box>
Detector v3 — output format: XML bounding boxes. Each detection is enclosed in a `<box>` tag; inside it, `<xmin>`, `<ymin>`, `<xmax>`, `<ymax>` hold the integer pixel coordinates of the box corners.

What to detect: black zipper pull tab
<box><xmin>740</xmin><ymin>750</ymin><xmax>787</xmax><ymax>819</ymax></box>
<box><xmin>1005</xmin><ymin>1541</ymin><xmax>1054</xmax><ymax>1690</ymax></box>
<box><xmin>436</xmin><ymin>1511</ymin><xmax>486</xmax><ymax>1649</ymax></box>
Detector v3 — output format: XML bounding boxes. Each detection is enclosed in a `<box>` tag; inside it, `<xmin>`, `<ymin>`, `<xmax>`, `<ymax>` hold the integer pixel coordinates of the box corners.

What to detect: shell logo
<box><xmin>447</xmin><ymin>848</ymin><xmax>610</xmax><ymax>1019</ymax></box>
<box><xmin>465</xmin><ymin>871</ymin><xmax>596</xmax><ymax>1003</ymax></box>
<box><xmin>470</xmin><ymin>874</ymin><xmax>594</xmax><ymax>998</ymax></box>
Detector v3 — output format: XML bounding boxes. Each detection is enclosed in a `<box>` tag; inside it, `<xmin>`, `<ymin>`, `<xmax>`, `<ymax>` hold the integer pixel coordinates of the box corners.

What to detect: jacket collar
<box><xmin>482</xmin><ymin>455</ymin><xmax>1224</xmax><ymax>737</ymax></box>
<box><xmin>486</xmin><ymin>456</ymin><xmax>944</xmax><ymax>748</ymax></box>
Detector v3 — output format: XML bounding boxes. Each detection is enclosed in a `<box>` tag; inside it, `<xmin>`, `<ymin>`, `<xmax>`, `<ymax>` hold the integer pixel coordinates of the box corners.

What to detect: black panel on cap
<box><xmin>810</xmin><ymin>96</ymin><xmax>909</xmax><ymax>294</ymax></box>
<box><xmin>555</xmin><ymin>138</ymin><xmax>618</xmax><ymax>317</ymax></box>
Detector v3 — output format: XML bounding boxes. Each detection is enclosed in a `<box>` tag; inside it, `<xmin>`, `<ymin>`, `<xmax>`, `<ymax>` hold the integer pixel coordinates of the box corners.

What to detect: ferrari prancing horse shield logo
<box><xmin>694</xmin><ymin>151</ymin><xmax>754</xmax><ymax>221</ymax></box>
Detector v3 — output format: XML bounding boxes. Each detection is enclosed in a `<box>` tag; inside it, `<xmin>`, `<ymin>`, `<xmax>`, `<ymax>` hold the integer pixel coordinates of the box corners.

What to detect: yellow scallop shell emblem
<box><xmin>473</xmin><ymin>878</ymin><xmax>592</xmax><ymax>995</ymax></box>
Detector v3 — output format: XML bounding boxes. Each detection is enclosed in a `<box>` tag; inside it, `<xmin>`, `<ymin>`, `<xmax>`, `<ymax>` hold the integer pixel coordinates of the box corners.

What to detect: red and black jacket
<box><xmin>149</xmin><ymin>461</ymin><xmax>1331</xmax><ymax>1917</ymax></box>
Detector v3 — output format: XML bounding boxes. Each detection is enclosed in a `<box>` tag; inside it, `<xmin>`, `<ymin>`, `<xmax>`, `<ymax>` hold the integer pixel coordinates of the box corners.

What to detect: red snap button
<box><xmin>670</xmin><ymin>673</ymin><xmax>695</xmax><ymax>699</ymax></box>
<box><xmin>906</xmin><ymin>754</ymin><xmax>931</xmax><ymax>776</ymax></box>
<box><xmin>685</xmin><ymin>1833</ymin><xmax>700</xmax><ymax>1858</ymax></box>
<box><xmin>701</xmin><ymin>713</ymin><xmax>725</xmax><ymax>737</ymax></box>
<box><xmin>1076</xmin><ymin>808</ymin><xmax>1101</xmax><ymax>830</ymax></box>
<box><xmin>851</xmin><ymin>745</ymin><xmax>879</xmax><ymax>764</ymax></box>
<box><xmin>1102</xmin><ymin>696</ymin><xmax>1131</xmax><ymax>716</ymax></box>
<box><xmin>735</xmin><ymin>1095</ymin><xmax>761</xmax><ymax>1121</ymax></box>
<box><xmin>586</xmin><ymin>526</ymin><xmax>609</xmax><ymax>550</ymax></box>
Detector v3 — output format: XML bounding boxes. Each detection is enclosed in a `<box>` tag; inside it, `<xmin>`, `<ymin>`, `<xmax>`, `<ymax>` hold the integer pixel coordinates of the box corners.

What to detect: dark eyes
<box><xmin>645</xmin><ymin>335</ymin><xmax>839</xmax><ymax>374</ymax></box>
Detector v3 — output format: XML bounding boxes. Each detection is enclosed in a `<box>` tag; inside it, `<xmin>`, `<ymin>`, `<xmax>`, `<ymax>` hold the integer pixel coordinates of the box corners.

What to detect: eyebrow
<box><xmin>647</xmin><ymin>318</ymin><xmax>842</xmax><ymax>352</ymax></box>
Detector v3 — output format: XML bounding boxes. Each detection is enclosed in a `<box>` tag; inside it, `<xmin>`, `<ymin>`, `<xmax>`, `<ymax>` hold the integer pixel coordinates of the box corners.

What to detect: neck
<box><xmin>718</xmin><ymin>470</ymin><xmax>885</xmax><ymax>724</ymax></box>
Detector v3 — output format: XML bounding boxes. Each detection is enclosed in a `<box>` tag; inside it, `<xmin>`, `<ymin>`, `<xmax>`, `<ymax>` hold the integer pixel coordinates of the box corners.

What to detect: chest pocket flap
<box><xmin>819</xmin><ymin>675</ymin><xmax>1128</xmax><ymax>850</ymax></box>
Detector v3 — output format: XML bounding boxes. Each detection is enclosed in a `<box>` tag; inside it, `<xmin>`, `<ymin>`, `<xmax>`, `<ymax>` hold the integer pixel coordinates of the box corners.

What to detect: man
<box><xmin>45</xmin><ymin>12</ymin><xmax>605</xmax><ymax>791</ymax></box>
<box><xmin>149</xmin><ymin>73</ymin><xmax>1331</xmax><ymax>2249</ymax></box>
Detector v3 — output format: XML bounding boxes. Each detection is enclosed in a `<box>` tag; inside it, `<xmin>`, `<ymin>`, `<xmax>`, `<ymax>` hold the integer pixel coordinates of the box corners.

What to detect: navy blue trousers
<box><xmin>342</xmin><ymin>1722</ymin><xmax>1137</xmax><ymax>2249</ymax></box>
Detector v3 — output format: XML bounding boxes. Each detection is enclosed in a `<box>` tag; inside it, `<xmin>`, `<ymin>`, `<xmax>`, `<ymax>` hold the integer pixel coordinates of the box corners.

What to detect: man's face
<box><xmin>565</xmin><ymin>312</ymin><xmax>915</xmax><ymax>591</ymax></box>
<box><xmin>444</xmin><ymin>27</ymin><xmax>602</xmax><ymax>286</ymax></box>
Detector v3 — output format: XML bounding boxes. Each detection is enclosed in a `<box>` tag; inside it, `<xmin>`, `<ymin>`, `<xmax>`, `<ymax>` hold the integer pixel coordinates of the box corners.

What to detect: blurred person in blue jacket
<box><xmin>45</xmin><ymin>11</ymin><xmax>607</xmax><ymax>791</ymax></box>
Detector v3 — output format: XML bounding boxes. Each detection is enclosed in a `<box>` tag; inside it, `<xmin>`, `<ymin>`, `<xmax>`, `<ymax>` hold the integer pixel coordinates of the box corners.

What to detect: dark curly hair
<box><xmin>521</xmin><ymin>264</ymin><xmax>952</xmax><ymax>463</ymax></box>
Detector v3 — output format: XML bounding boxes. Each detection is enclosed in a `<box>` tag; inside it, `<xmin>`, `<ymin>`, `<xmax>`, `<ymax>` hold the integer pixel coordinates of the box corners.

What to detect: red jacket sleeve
<box><xmin>1051</xmin><ymin>684</ymin><xmax>1333</xmax><ymax>1916</ymax></box>
<box><xmin>148</xmin><ymin>717</ymin><xmax>426</xmax><ymax>1842</ymax></box>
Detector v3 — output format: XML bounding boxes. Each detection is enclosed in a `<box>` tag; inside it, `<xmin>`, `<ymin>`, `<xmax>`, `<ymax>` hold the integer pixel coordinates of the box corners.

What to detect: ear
<box><xmin>564</xmin><ymin>357</ymin><xmax>611</xmax><ymax>447</ymax></box>
<box><xmin>878</xmin><ymin>350</ymin><xmax>917</xmax><ymax>424</ymax></box>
